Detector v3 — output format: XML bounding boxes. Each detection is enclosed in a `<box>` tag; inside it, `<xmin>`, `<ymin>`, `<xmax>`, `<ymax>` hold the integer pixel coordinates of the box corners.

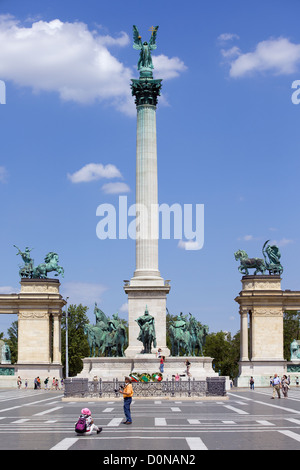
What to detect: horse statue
<box><xmin>168</xmin><ymin>318</ymin><xmax>191</xmax><ymax>357</ymax></box>
<box><xmin>31</xmin><ymin>252</ymin><xmax>64</xmax><ymax>279</ymax></box>
<box><xmin>14</xmin><ymin>246</ymin><xmax>64</xmax><ymax>279</ymax></box>
<box><xmin>234</xmin><ymin>249</ymin><xmax>266</xmax><ymax>275</ymax></box>
<box><xmin>197</xmin><ymin>324</ymin><xmax>209</xmax><ymax>355</ymax></box>
<box><xmin>188</xmin><ymin>314</ymin><xmax>205</xmax><ymax>356</ymax></box>
<box><xmin>112</xmin><ymin>321</ymin><xmax>127</xmax><ymax>357</ymax></box>
<box><xmin>84</xmin><ymin>324</ymin><xmax>100</xmax><ymax>357</ymax></box>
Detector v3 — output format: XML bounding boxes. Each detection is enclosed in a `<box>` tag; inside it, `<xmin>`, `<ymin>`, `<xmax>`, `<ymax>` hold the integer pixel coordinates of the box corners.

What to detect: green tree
<box><xmin>283</xmin><ymin>310</ymin><xmax>300</xmax><ymax>360</ymax></box>
<box><xmin>203</xmin><ymin>331</ymin><xmax>240</xmax><ymax>378</ymax></box>
<box><xmin>61</xmin><ymin>304</ymin><xmax>90</xmax><ymax>377</ymax></box>
<box><xmin>6</xmin><ymin>320</ymin><xmax>18</xmax><ymax>364</ymax></box>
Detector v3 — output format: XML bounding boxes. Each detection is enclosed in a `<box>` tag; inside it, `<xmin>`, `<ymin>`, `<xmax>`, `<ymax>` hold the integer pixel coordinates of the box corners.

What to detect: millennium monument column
<box><xmin>124</xmin><ymin>26</ymin><xmax>170</xmax><ymax>357</ymax></box>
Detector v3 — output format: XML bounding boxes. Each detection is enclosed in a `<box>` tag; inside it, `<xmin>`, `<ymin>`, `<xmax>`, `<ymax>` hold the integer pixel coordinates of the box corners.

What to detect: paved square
<box><xmin>1</xmin><ymin>387</ymin><xmax>300</xmax><ymax>451</ymax></box>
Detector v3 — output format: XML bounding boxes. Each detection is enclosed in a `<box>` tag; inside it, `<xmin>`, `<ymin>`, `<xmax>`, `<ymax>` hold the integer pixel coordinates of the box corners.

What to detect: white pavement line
<box><xmin>34</xmin><ymin>406</ymin><xmax>63</xmax><ymax>416</ymax></box>
<box><xmin>155</xmin><ymin>417</ymin><xmax>167</xmax><ymax>426</ymax></box>
<box><xmin>186</xmin><ymin>437</ymin><xmax>208</xmax><ymax>450</ymax></box>
<box><xmin>154</xmin><ymin>401</ymin><xmax>162</xmax><ymax>404</ymax></box>
<box><xmin>11</xmin><ymin>418</ymin><xmax>30</xmax><ymax>424</ymax></box>
<box><xmin>45</xmin><ymin>420</ymin><xmax>57</xmax><ymax>423</ymax></box>
<box><xmin>107</xmin><ymin>417</ymin><xmax>123</xmax><ymax>427</ymax></box>
<box><xmin>188</xmin><ymin>419</ymin><xmax>201</xmax><ymax>424</ymax></box>
<box><xmin>171</xmin><ymin>407</ymin><xmax>181</xmax><ymax>412</ymax></box>
<box><xmin>286</xmin><ymin>418</ymin><xmax>300</xmax><ymax>425</ymax></box>
<box><xmin>102</xmin><ymin>408</ymin><xmax>114</xmax><ymax>413</ymax></box>
<box><xmin>0</xmin><ymin>395</ymin><xmax>63</xmax><ymax>413</ymax></box>
<box><xmin>50</xmin><ymin>437</ymin><xmax>79</xmax><ymax>450</ymax></box>
<box><xmin>256</xmin><ymin>420</ymin><xmax>275</xmax><ymax>426</ymax></box>
<box><xmin>223</xmin><ymin>405</ymin><xmax>249</xmax><ymax>415</ymax></box>
<box><xmin>222</xmin><ymin>421</ymin><xmax>236</xmax><ymax>424</ymax></box>
<box><xmin>278</xmin><ymin>430</ymin><xmax>300</xmax><ymax>443</ymax></box>
<box><xmin>228</xmin><ymin>393</ymin><xmax>300</xmax><ymax>415</ymax></box>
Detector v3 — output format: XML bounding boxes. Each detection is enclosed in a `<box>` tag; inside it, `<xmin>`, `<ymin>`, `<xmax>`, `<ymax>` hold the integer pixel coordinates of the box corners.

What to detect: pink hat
<box><xmin>81</xmin><ymin>408</ymin><xmax>91</xmax><ymax>416</ymax></box>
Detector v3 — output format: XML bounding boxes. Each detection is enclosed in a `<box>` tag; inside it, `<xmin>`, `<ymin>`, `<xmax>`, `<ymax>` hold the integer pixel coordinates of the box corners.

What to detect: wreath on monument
<box><xmin>129</xmin><ymin>372</ymin><xmax>163</xmax><ymax>382</ymax></box>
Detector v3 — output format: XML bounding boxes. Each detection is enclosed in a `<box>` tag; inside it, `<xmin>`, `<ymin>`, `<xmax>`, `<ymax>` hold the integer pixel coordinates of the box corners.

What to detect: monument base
<box><xmin>124</xmin><ymin>279</ymin><xmax>171</xmax><ymax>357</ymax></box>
<box><xmin>14</xmin><ymin>363</ymin><xmax>63</xmax><ymax>383</ymax></box>
<box><xmin>237</xmin><ymin>359</ymin><xmax>287</xmax><ymax>387</ymax></box>
<box><xmin>78</xmin><ymin>355</ymin><xmax>219</xmax><ymax>382</ymax></box>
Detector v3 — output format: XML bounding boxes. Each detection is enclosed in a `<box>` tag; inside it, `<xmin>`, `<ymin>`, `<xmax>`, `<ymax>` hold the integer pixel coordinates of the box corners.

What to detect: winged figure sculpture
<box><xmin>133</xmin><ymin>25</ymin><xmax>159</xmax><ymax>72</ymax></box>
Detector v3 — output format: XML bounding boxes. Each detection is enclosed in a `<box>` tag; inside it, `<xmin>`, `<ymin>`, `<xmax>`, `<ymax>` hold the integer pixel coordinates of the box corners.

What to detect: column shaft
<box><xmin>134</xmin><ymin>104</ymin><xmax>160</xmax><ymax>279</ymax></box>
<box><xmin>240</xmin><ymin>309</ymin><xmax>249</xmax><ymax>361</ymax></box>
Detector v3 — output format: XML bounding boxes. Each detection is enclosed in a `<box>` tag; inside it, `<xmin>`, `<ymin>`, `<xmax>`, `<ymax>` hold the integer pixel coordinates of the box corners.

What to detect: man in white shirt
<box><xmin>271</xmin><ymin>373</ymin><xmax>281</xmax><ymax>399</ymax></box>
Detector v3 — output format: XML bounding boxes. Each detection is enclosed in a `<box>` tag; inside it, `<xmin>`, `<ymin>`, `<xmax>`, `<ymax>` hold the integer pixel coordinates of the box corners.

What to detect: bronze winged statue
<box><xmin>133</xmin><ymin>25</ymin><xmax>159</xmax><ymax>73</ymax></box>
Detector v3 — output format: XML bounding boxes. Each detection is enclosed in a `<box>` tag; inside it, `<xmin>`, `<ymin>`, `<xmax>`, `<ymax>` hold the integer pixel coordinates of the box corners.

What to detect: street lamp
<box><xmin>64</xmin><ymin>297</ymin><xmax>70</xmax><ymax>378</ymax></box>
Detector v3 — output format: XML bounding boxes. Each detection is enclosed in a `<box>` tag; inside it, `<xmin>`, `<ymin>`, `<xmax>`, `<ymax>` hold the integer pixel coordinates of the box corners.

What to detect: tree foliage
<box><xmin>61</xmin><ymin>304</ymin><xmax>90</xmax><ymax>377</ymax></box>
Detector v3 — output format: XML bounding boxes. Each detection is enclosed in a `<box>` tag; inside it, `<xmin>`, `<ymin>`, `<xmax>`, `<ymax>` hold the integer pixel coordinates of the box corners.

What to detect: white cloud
<box><xmin>218</xmin><ymin>33</ymin><xmax>240</xmax><ymax>42</ymax></box>
<box><xmin>62</xmin><ymin>281</ymin><xmax>107</xmax><ymax>305</ymax></box>
<box><xmin>220</xmin><ymin>46</ymin><xmax>241</xmax><ymax>59</ymax></box>
<box><xmin>270</xmin><ymin>238</ymin><xmax>294</xmax><ymax>247</ymax></box>
<box><xmin>119</xmin><ymin>302</ymin><xmax>128</xmax><ymax>313</ymax></box>
<box><xmin>0</xmin><ymin>15</ymin><xmax>132</xmax><ymax>112</ymax></box>
<box><xmin>228</xmin><ymin>37</ymin><xmax>300</xmax><ymax>77</ymax></box>
<box><xmin>101</xmin><ymin>182</ymin><xmax>130</xmax><ymax>194</ymax></box>
<box><xmin>0</xmin><ymin>166</ymin><xmax>7</xmax><ymax>183</ymax></box>
<box><xmin>240</xmin><ymin>235</ymin><xmax>255</xmax><ymax>241</ymax></box>
<box><xmin>153</xmin><ymin>54</ymin><xmax>187</xmax><ymax>80</ymax></box>
<box><xmin>0</xmin><ymin>285</ymin><xmax>19</xmax><ymax>294</ymax></box>
<box><xmin>68</xmin><ymin>163</ymin><xmax>122</xmax><ymax>183</ymax></box>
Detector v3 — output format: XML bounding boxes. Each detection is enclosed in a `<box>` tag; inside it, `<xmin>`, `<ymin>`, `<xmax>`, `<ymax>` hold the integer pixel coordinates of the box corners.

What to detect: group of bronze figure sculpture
<box><xmin>84</xmin><ymin>304</ymin><xmax>209</xmax><ymax>358</ymax></box>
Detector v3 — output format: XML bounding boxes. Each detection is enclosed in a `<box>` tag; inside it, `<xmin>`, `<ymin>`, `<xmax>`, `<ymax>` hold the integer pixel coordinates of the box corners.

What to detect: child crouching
<box><xmin>75</xmin><ymin>408</ymin><xmax>102</xmax><ymax>435</ymax></box>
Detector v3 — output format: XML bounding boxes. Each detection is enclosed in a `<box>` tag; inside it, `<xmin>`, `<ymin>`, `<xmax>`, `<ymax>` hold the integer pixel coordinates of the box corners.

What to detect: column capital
<box><xmin>131</xmin><ymin>78</ymin><xmax>162</xmax><ymax>106</ymax></box>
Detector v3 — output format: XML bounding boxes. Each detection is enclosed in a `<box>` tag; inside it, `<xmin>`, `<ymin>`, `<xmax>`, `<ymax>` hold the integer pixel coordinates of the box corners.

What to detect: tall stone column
<box><xmin>239</xmin><ymin>307</ymin><xmax>249</xmax><ymax>362</ymax></box>
<box><xmin>124</xmin><ymin>74</ymin><xmax>170</xmax><ymax>357</ymax></box>
<box><xmin>52</xmin><ymin>313</ymin><xmax>61</xmax><ymax>364</ymax></box>
<box><xmin>134</xmin><ymin>103</ymin><xmax>160</xmax><ymax>279</ymax></box>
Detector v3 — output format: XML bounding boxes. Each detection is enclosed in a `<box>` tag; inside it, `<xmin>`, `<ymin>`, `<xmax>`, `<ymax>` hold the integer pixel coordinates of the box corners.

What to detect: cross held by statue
<box><xmin>149</xmin><ymin>26</ymin><xmax>157</xmax><ymax>35</ymax></box>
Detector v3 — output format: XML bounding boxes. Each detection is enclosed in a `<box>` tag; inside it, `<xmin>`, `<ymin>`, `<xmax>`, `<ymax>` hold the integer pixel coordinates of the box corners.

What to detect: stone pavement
<box><xmin>1</xmin><ymin>387</ymin><xmax>300</xmax><ymax>451</ymax></box>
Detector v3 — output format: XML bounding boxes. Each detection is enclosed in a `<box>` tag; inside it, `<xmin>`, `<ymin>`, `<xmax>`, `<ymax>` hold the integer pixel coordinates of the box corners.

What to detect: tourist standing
<box><xmin>271</xmin><ymin>373</ymin><xmax>281</xmax><ymax>399</ymax></box>
<box><xmin>17</xmin><ymin>376</ymin><xmax>22</xmax><ymax>389</ymax></box>
<box><xmin>185</xmin><ymin>359</ymin><xmax>191</xmax><ymax>377</ymax></box>
<box><xmin>119</xmin><ymin>376</ymin><xmax>133</xmax><ymax>424</ymax></box>
<box><xmin>281</xmin><ymin>375</ymin><xmax>289</xmax><ymax>398</ymax></box>
<box><xmin>250</xmin><ymin>377</ymin><xmax>255</xmax><ymax>390</ymax></box>
<box><xmin>44</xmin><ymin>377</ymin><xmax>49</xmax><ymax>390</ymax></box>
<box><xmin>159</xmin><ymin>356</ymin><xmax>165</xmax><ymax>373</ymax></box>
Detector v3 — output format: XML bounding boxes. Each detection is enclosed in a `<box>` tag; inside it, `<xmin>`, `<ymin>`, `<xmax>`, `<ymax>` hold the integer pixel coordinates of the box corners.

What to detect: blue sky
<box><xmin>0</xmin><ymin>0</ymin><xmax>300</xmax><ymax>336</ymax></box>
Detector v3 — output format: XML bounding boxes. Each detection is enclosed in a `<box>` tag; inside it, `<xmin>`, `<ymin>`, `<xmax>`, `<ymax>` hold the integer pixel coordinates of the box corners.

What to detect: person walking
<box><xmin>185</xmin><ymin>359</ymin><xmax>191</xmax><ymax>377</ymax></box>
<box><xmin>250</xmin><ymin>377</ymin><xmax>255</xmax><ymax>390</ymax></box>
<box><xmin>271</xmin><ymin>373</ymin><xmax>281</xmax><ymax>399</ymax></box>
<box><xmin>281</xmin><ymin>375</ymin><xmax>289</xmax><ymax>398</ymax></box>
<box><xmin>119</xmin><ymin>376</ymin><xmax>133</xmax><ymax>425</ymax></box>
<box><xmin>75</xmin><ymin>408</ymin><xmax>102</xmax><ymax>435</ymax></box>
<box><xmin>159</xmin><ymin>356</ymin><xmax>165</xmax><ymax>373</ymax></box>
<box><xmin>17</xmin><ymin>376</ymin><xmax>22</xmax><ymax>389</ymax></box>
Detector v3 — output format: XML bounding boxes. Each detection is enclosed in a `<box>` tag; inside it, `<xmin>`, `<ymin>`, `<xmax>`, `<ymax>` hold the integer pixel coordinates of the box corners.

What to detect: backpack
<box><xmin>75</xmin><ymin>416</ymin><xmax>87</xmax><ymax>434</ymax></box>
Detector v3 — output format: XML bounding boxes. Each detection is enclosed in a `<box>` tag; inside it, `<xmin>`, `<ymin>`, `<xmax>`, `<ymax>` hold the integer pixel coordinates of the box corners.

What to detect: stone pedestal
<box><xmin>0</xmin><ymin>278</ymin><xmax>66</xmax><ymax>384</ymax></box>
<box><xmin>124</xmin><ymin>279</ymin><xmax>170</xmax><ymax>357</ymax></box>
<box><xmin>235</xmin><ymin>275</ymin><xmax>300</xmax><ymax>386</ymax></box>
<box><xmin>79</xmin><ymin>355</ymin><xmax>219</xmax><ymax>382</ymax></box>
